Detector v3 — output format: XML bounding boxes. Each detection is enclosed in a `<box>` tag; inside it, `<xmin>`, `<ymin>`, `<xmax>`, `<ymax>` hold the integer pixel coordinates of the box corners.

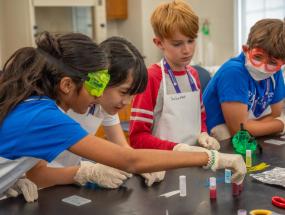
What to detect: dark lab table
<box><xmin>0</xmin><ymin>137</ymin><xmax>285</xmax><ymax>215</ymax></box>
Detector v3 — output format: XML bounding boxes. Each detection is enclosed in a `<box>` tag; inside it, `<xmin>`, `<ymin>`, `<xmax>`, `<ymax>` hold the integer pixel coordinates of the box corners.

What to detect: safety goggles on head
<box><xmin>84</xmin><ymin>69</ymin><xmax>110</xmax><ymax>97</ymax></box>
<box><xmin>247</xmin><ymin>48</ymin><xmax>285</xmax><ymax>72</ymax></box>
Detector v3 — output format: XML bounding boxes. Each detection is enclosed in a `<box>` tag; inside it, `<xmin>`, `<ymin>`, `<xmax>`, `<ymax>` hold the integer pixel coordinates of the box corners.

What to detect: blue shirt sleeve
<box><xmin>217</xmin><ymin>63</ymin><xmax>249</xmax><ymax>105</ymax></box>
<box><xmin>1</xmin><ymin>98</ymin><xmax>88</xmax><ymax>162</ymax></box>
<box><xmin>270</xmin><ymin>71</ymin><xmax>285</xmax><ymax>104</ymax></box>
<box><xmin>23</xmin><ymin>108</ymin><xmax>88</xmax><ymax>162</ymax></box>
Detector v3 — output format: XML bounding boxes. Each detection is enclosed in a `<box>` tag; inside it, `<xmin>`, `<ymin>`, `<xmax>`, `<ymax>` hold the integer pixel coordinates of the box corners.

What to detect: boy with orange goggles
<box><xmin>245</xmin><ymin>47</ymin><xmax>285</xmax><ymax>73</ymax></box>
<box><xmin>203</xmin><ymin>18</ymin><xmax>285</xmax><ymax>141</ymax></box>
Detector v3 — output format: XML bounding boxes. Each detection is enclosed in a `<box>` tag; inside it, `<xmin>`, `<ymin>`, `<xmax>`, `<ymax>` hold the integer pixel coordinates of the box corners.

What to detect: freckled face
<box><xmin>154</xmin><ymin>31</ymin><xmax>196</xmax><ymax>70</ymax></box>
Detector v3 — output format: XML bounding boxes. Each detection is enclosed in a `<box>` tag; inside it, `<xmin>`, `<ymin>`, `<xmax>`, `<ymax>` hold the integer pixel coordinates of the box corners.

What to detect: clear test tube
<box><xmin>209</xmin><ymin>177</ymin><xmax>217</xmax><ymax>199</ymax></box>
<box><xmin>179</xmin><ymin>175</ymin><xmax>186</xmax><ymax>197</ymax></box>
<box><xmin>246</xmin><ymin>149</ymin><xmax>252</xmax><ymax>168</ymax></box>
<box><xmin>225</xmin><ymin>169</ymin><xmax>232</xmax><ymax>183</ymax></box>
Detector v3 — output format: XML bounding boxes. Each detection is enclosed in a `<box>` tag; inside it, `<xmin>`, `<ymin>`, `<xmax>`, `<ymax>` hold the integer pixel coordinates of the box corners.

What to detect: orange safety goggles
<box><xmin>247</xmin><ymin>48</ymin><xmax>285</xmax><ymax>72</ymax></box>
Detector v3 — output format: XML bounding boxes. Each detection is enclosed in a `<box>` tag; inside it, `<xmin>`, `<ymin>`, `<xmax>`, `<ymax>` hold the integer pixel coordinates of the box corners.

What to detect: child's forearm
<box><xmin>245</xmin><ymin>118</ymin><xmax>283</xmax><ymax>136</ymax></box>
<box><xmin>124</xmin><ymin>149</ymin><xmax>209</xmax><ymax>173</ymax></box>
<box><xmin>70</xmin><ymin>135</ymin><xmax>208</xmax><ymax>174</ymax></box>
<box><xmin>255</xmin><ymin>115</ymin><xmax>274</xmax><ymax>122</ymax></box>
<box><xmin>103</xmin><ymin>124</ymin><xmax>130</xmax><ymax>147</ymax></box>
<box><xmin>26</xmin><ymin>160</ymin><xmax>79</xmax><ymax>188</ymax></box>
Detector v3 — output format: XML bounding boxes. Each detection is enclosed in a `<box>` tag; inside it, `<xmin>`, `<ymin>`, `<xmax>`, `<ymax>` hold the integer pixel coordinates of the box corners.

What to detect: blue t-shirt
<box><xmin>203</xmin><ymin>52</ymin><xmax>285</xmax><ymax>132</ymax></box>
<box><xmin>0</xmin><ymin>96</ymin><xmax>88</xmax><ymax>162</ymax></box>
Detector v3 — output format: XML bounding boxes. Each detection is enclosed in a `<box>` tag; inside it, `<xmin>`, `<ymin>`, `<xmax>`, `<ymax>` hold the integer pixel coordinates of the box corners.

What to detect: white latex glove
<box><xmin>74</xmin><ymin>161</ymin><xmax>132</xmax><ymax>189</ymax></box>
<box><xmin>208</xmin><ymin>151</ymin><xmax>247</xmax><ymax>185</ymax></box>
<box><xmin>173</xmin><ymin>143</ymin><xmax>209</xmax><ymax>152</ymax></box>
<box><xmin>276</xmin><ymin>116</ymin><xmax>285</xmax><ymax>134</ymax></box>
<box><xmin>5</xmin><ymin>178</ymin><xmax>38</xmax><ymax>202</ymax></box>
<box><xmin>210</xmin><ymin>124</ymin><xmax>231</xmax><ymax>141</ymax></box>
<box><xmin>173</xmin><ymin>144</ymin><xmax>246</xmax><ymax>185</ymax></box>
<box><xmin>197</xmin><ymin>132</ymin><xmax>221</xmax><ymax>150</ymax></box>
<box><xmin>140</xmin><ymin>171</ymin><xmax>166</xmax><ymax>186</ymax></box>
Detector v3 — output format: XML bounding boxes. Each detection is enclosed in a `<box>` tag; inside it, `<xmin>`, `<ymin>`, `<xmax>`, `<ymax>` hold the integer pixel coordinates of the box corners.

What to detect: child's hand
<box><xmin>140</xmin><ymin>171</ymin><xmax>166</xmax><ymax>186</ymax></box>
<box><xmin>173</xmin><ymin>144</ymin><xmax>246</xmax><ymax>185</ymax></box>
<box><xmin>207</xmin><ymin>151</ymin><xmax>246</xmax><ymax>185</ymax></box>
<box><xmin>5</xmin><ymin>178</ymin><xmax>38</xmax><ymax>202</ymax></box>
<box><xmin>197</xmin><ymin>132</ymin><xmax>220</xmax><ymax>150</ymax></box>
<box><xmin>74</xmin><ymin>161</ymin><xmax>132</xmax><ymax>189</ymax></box>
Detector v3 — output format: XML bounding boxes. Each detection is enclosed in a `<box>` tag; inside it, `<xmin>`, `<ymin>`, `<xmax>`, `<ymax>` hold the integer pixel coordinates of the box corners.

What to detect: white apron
<box><xmin>152</xmin><ymin>59</ymin><xmax>201</xmax><ymax>145</ymax></box>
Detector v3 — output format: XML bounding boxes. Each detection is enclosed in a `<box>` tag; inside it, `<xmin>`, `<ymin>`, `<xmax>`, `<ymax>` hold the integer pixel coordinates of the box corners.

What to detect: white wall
<box><xmin>35</xmin><ymin>7</ymin><xmax>74</xmax><ymax>34</ymax></box>
<box><xmin>141</xmin><ymin>0</ymin><xmax>163</xmax><ymax>66</ymax></box>
<box><xmin>106</xmin><ymin>0</ymin><xmax>160</xmax><ymax>66</ymax></box>
<box><xmin>0</xmin><ymin>0</ymin><xmax>235</xmax><ymax>68</ymax></box>
<box><xmin>107</xmin><ymin>0</ymin><xmax>143</xmax><ymax>54</ymax></box>
<box><xmin>1</xmin><ymin>0</ymin><xmax>33</xmax><ymax>64</ymax></box>
<box><xmin>0</xmin><ymin>0</ymin><xmax>106</xmax><ymax>65</ymax></box>
<box><xmin>0</xmin><ymin>0</ymin><xmax>4</xmax><ymax>68</ymax></box>
<box><xmin>188</xmin><ymin>0</ymin><xmax>235</xmax><ymax>66</ymax></box>
<box><xmin>106</xmin><ymin>0</ymin><xmax>235</xmax><ymax>67</ymax></box>
<box><xmin>106</xmin><ymin>21</ymin><xmax>119</xmax><ymax>37</ymax></box>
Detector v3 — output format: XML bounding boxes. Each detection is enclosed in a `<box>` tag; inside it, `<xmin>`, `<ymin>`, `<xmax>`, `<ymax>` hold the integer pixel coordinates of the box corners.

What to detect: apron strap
<box><xmin>161</xmin><ymin>58</ymin><xmax>198</xmax><ymax>94</ymax></box>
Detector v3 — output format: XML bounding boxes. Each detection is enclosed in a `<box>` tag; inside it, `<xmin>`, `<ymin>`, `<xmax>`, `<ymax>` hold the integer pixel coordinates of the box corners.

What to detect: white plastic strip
<box><xmin>159</xmin><ymin>190</ymin><xmax>180</xmax><ymax>198</ymax></box>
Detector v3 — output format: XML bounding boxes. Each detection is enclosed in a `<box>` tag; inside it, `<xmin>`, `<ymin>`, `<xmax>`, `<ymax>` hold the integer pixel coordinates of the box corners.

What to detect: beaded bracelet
<box><xmin>203</xmin><ymin>150</ymin><xmax>216</xmax><ymax>169</ymax></box>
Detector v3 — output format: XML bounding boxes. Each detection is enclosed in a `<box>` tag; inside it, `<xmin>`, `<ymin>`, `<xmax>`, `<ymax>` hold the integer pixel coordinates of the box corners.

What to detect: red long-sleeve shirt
<box><xmin>129</xmin><ymin>64</ymin><xmax>207</xmax><ymax>150</ymax></box>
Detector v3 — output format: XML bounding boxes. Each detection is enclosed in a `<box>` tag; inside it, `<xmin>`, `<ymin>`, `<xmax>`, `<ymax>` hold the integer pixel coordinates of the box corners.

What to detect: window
<box><xmin>236</xmin><ymin>0</ymin><xmax>285</xmax><ymax>52</ymax></box>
